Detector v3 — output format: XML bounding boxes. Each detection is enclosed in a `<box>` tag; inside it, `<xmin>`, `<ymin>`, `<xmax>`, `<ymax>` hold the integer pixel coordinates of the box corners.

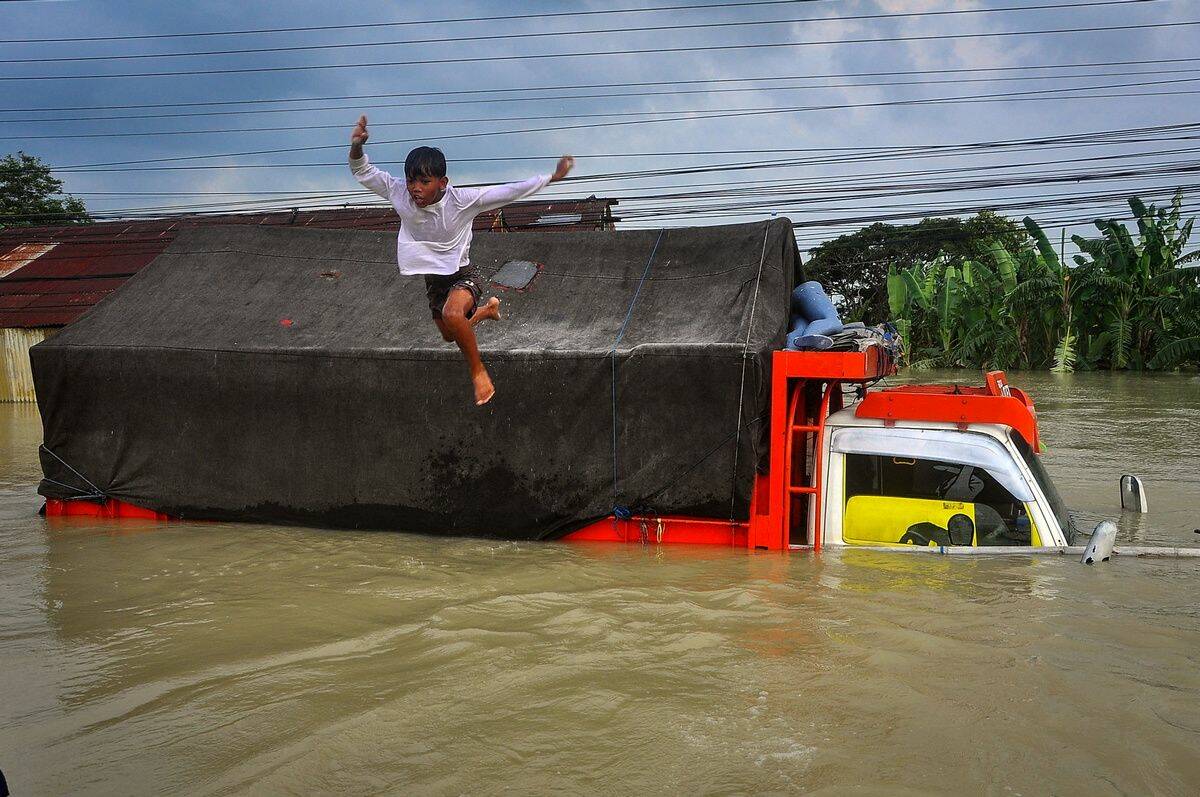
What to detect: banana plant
<box><xmin>1013</xmin><ymin>217</ymin><xmax>1080</xmax><ymax>370</ymax></box>
<box><xmin>1071</xmin><ymin>189</ymin><xmax>1198</xmax><ymax>369</ymax></box>
<box><xmin>876</xmin><ymin>191</ymin><xmax>1198</xmax><ymax>371</ymax></box>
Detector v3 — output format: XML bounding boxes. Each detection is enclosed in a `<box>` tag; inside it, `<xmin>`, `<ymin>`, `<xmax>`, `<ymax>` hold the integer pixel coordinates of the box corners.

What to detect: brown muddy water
<box><xmin>1</xmin><ymin>370</ymin><xmax>1198</xmax><ymax>795</ymax></box>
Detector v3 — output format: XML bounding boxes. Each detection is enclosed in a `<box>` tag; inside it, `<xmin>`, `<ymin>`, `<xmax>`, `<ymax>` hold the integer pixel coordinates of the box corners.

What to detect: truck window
<box><xmin>843</xmin><ymin>453</ymin><xmax>1035</xmax><ymax>546</ymax></box>
<box><xmin>1013</xmin><ymin>436</ymin><xmax>1076</xmax><ymax>545</ymax></box>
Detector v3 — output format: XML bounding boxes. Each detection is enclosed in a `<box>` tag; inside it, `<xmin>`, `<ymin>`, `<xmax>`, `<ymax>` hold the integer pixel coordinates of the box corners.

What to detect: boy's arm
<box><xmin>348</xmin><ymin>114</ymin><xmax>397</xmax><ymax>200</ymax></box>
<box><xmin>472</xmin><ymin>156</ymin><xmax>575</xmax><ymax>213</ymax></box>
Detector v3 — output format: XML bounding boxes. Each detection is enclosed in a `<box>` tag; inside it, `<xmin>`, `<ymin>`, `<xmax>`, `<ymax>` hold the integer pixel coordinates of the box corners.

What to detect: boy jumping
<box><xmin>349</xmin><ymin>115</ymin><xmax>574</xmax><ymax>405</ymax></box>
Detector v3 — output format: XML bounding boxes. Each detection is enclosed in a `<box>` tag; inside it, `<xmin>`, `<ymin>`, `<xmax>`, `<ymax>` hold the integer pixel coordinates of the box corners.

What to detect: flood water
<box><xmin>1</xmin><ymin>370</ymin><xmax>1198</xmax><ymax>794</ymax></box>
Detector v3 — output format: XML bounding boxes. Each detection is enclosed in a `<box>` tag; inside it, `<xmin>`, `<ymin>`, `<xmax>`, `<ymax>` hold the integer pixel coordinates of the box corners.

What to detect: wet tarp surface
<box><xmin>33</xmin><ymin>219</ymin><xmax>801</xmax><ymax>539</ymax></box>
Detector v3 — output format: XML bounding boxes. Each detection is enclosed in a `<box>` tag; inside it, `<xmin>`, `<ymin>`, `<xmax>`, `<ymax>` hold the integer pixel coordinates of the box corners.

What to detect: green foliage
<box><xmin>805</xmin><ymin>210</ymin><xmax>1028</xmax><ymax>323</ymax></box>
<box><xmin>885</xmin><ymin>267</ymin><xmax>907</xmax><ymax>319</ymax></box>
<box><xmin>0</xmin><ymin>151</ymin><xmax>90</xmax><ymax>229</ymax></box>
<box><xmin>1051</xmin><ymin>329</ymin><xmax>1077</xmax><ymax>374</ymax></box>
<box><xmin>881</xmin><ymin>190</ymin><xmax>1200</xmax><ymax>371</ymax></box>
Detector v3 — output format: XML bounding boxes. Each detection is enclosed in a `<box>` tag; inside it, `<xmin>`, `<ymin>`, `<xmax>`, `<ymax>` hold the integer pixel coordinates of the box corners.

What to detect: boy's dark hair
<box><xmin>404</xmin><ymin>146</ymin><xmax>447</xmax><ymax>180</ymax></box>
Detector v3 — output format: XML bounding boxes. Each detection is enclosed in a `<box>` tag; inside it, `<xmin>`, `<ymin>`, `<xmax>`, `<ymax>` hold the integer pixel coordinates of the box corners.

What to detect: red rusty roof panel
<box><xmin>0</xmin><ymin>293</ymin><xmax>37</xmax><ymax>310</ymax></box>
<box><xmin>0</xmin><ymin>308</ymin><xmax>79</xmax><ymax>326</ymax></box>
<box><xmin>27</xmin><ymin>290</ymin><xmax>113</xmax><ymax>309</ymax></box>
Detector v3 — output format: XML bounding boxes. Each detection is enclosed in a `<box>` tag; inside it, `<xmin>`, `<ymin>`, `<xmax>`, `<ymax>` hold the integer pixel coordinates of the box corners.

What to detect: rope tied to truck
<box><xmin>609</xmin><ymin>228</ymin><xmax>665</xmax><ymax>518</ymax></box>
<box><xmin>728</xmin><ymin>224</ymin><xmax>771</xmax><ymax>523</ymax></box>
<box><xmin>38</xmin><ymin>444</ymin><xmax>106</xmax><ymax>502</ymax></box>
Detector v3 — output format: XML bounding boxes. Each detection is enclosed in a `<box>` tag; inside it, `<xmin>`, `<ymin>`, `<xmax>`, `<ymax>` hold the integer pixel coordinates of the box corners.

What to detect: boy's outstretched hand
<box><xmin>550</xmin><ymin>155</ymin><xmax>575</xmax><ymax>182</ymax></box>
<box><xmin>349</xmin><ymin>115</ymin><xmax>369</xmax><ymax>159</ymax></box>
<box><xmin>351</xmin><ymin>115</ymin><xmax>369</xmax><ymax>146</ymax></box>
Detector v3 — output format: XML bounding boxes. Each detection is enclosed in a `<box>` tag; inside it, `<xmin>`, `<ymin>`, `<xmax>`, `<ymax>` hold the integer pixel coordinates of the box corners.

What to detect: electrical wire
<box><xmin>7</xmin><ymin>19</ymin><xmax>1198</xmax><ymax>81</ymax></box>
<box><xmin>62</xmin><ymin>140</ymin><xmax>1200</xmax><ymax>199</ymax></box>
<box><xmin>0</xmin><ymin>0</ymin><xmax>830</xmax><ymax>44</ymax></box>
<box><xmin>12</xmin><ymin>75</ymin><xmax>1200</xmax><ymax>141</ymax></box>
<box><xmin>57</xmin><ymin>144</ymin><xmax>1200</xmax><ymax>215</ymax></box>
<box><xmin>9</xmin><ymin>55</ymin><xmax>1199</xmax><ymax>116</ymax></box>
<box><xmin>7</xmin><ymin>189</ymin><xmax>1191</xmax><ymax>267</ymax></box>
<box><xmin>1</xmin><ymin>0</ymin><xmax>1156</xmax><ymax>65</ymax></box>
<box><xmin>15</xmin><ymin>67</ymin><xmax>1200</xmax><ymax>125</ymax></box>
<box><xmin>48</xmin><ymin>124</ymin><xmax>1200</xmax><ymax>173</ymax></box>
<box><xmin>54</xmin><ymin>91</ymin><xmax>1200</xmax><ymax>171</ymax></box>
<box><xmin>14</xmin><ymin>155</ymin><xmax>1199</xmax><ymax>221</ymax></box>
<box><xmin>619</xmin><ymin>184</ymin><xmax>1200</xmax><ymax>224</ymax></box>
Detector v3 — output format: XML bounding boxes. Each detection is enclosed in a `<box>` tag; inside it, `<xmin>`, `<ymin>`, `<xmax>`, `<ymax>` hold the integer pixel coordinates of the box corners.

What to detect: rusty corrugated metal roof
<box><xmin>0</xmin><ymin>199</ymin><xmax>617</xmax><ymax>328</ymax></box>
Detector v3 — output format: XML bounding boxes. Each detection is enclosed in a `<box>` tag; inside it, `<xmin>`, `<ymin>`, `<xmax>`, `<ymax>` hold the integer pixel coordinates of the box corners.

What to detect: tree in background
<box><xmin>0</xmin><ymin>152</ymin><xmax>90</xmax><ymax>229</ymax></box>
<box><xmin>805</xmin><ymin>210</ymin><xmax>1027</xmax><ymax>323</ymax></box>
<box><xmin>1069</xmin><ymin>191</ymin><xmax>1199</xmax><ymax>370</ymax></box>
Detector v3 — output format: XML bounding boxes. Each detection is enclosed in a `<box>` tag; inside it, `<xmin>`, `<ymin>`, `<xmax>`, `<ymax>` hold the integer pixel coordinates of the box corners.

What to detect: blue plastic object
<box><xmin>786</xmin><ymin>330</ymin><xmax>835</xmax><ymax>351</ymax></box>
<box><xmin>802</xmin><ymin>317</ymin><xmax>843</xmax><ymax>338</ymax></box>
<box><xmin>785</xmin><ymin>281</ymin><xmax>843</xmax><ymax>348</ymax></box>
<box><xmin>790</xmin><ymin>280</ymin><xmax>843</xmax><ymax>338</ymax></box>
<box><xmin>792</xmin><ymin>281</ymin><xmax>840</xmax><ymax>322</ymax></box>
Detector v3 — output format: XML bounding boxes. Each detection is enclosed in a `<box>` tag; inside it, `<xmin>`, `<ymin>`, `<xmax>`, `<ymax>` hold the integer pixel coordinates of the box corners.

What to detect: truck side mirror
<box><xmin>1120</xmin><ymin>475</ymin><xmax>1149</xmax><ymax>513</ymax></box>
<box><xmin>1082</xmin><ymin>521</ymin><xmax>1118</xmax><ymax>564</ymax></box>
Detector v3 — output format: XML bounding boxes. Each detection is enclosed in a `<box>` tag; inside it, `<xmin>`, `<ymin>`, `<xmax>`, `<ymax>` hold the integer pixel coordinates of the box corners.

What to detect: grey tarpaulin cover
<box><xmin>32</xmin><ymin>219</ymin><xmax>801</xmax><ymax>539</ymax></box>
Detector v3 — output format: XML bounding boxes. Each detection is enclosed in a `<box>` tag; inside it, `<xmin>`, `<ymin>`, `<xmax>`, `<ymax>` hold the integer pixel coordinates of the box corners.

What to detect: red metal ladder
<box><xmin>780</xmin><ymin>379</ymin><xmax>843</xmax><ymax>550</ymax></box>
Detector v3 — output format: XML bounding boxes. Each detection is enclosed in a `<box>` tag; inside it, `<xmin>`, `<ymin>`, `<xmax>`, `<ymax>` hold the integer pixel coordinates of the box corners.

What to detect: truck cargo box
<box><xmin>32</xmin><ymin>219</ymin><xmax>801</xmax><ymax>539</ymax></box>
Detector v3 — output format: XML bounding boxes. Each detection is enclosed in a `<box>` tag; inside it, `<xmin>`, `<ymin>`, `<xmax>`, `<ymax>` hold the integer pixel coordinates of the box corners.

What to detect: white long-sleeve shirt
<box><xmin>350</xmin><ymin>154</ymin><xmax>551</xmax><ymax>276</ymax></box>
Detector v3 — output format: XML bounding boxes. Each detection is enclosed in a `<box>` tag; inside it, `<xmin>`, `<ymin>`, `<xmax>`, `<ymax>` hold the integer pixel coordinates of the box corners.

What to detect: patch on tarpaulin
<box><xmin>490</xmin><ymin>259</ymin><xmax>542</xmax><ymax>291</ymax></box>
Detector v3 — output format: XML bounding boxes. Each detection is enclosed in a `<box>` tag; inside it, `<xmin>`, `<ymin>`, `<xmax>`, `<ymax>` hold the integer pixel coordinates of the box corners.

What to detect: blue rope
<box><xmin>610</xmin><ymin>229</ymin><xmax>665</xmax><ymax>510</ymax></box>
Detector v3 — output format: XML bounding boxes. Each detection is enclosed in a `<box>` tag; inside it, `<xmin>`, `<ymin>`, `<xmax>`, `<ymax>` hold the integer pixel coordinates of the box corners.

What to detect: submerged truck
<box><xmin>45</xmin><ymin>344</ymin><xmax>1077</xmax><ymax>553</ymax></box>
<box><xmin>33</xmin><ymin>219</ymin><xmax>1080</xmax><ymax>551</ymax></box>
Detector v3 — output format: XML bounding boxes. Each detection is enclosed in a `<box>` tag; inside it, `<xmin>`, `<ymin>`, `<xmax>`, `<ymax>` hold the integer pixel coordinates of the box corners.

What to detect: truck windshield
<box><xmin>1014</xmin><ymin>436</ymin><xmax>1076</xmax><ymax>545</ymax></box>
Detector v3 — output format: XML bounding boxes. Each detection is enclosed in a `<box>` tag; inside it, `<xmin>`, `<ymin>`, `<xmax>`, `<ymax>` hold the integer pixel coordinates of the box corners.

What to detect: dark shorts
<box><xmin>424</xmin><ymin>268</ymin><xmax>482</xmax><ymax>320</ymax></box>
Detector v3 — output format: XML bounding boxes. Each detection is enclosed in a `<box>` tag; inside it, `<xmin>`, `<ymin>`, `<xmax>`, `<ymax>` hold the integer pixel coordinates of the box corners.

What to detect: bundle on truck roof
<box><xmin>32</xmin><ymin>219</ymin><xmax>801</xmax><ymax>539</ymax></box>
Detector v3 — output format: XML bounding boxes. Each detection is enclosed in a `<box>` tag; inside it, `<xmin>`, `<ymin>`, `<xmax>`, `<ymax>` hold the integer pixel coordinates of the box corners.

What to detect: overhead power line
<box><xmin>0</xmin><ymin>0</ymin><xmax>826</xmax><ymax>44</ymax></box>
<box><xmin>9</xmin><ymin>75</ymin><xmax>1200</xmax><ymax>141</ymax></box>
<box><xmin>8</xmin><ymin>55</ymin><xmax>1199</xmax><ymax>116</ymax></box>
<box><xmin>616</xmin><ymin>184</ymin><xmax>1200</xmax><ymax>226</ymax></box>
<box><xmin>785</xmin><ymin>200</ymin><xmax>1200</xmax><ymax>247</ymax></box>
<box><xmin>52</xmin><ymin>124</ymin><xmax>1200</xmax><ymax>176</ymax></box>
<box><xmin>618</xmin><ymin>167</ymin><xmax>1200</xmax><ymax>218</ymax></box>
<box><xmin>604</xmin><ymin>149</ymin><xmax>1200</xmax><ymax>199</ymax></box>
<box><xmin>578</xmin><ymin>164</ymin><xmax>1200</xmax><ymax>214</ymax></box>
<box><xmin>50</xmin><ymin>123</ymin><xmax>1200</xmax><ymax>179</ymax></box>
<box><xmin>12</xmin><ymin>68</ymin><xmax>1200</xmax><ymax>126</ymax></box>
<box><xmin>24</xmin><ymin>144</ymin><xmax>1200</xmax><ymax>219</ymax></box>
<box><xmin>59</xmin><ymin>143</ymin><xmax>1200</xmax><ymax>200</ymax></box>
<box><xmin>9</xmin><ymin>201</ymin><xmax>1194</xmax><ymax>281</ymax></box>
<box><xmin>0</xmin><ymin>0</ymin><xmax>1155</xmax><ymax>64</ymax></box>
<box><xmin>52</xmin><ymin>150</ymin><xmax>1200</xmax><ymax>216</ymax></box>
<box><xmin>7</xmin><ymin>184</ymin><xmax>1193</xmax><ymax>248</ymax></box>
<box><xmin>60</xmin><ymin>171</ymin><xmax>1200</xmax><ymax>223</ymax></box>
<box><xmin>7</xmin><ymin>19</ymin><xmax>1198</xmax><ymax>81</ymax></box>
<box><xmin>52</xmin><ymin>159</ymin><xmax>1200</xmax><ymax>228</ymax></box>
<box><xmin>55</xmin><ymin>88</ymin><xmax>1200</xmax><ymax>170</ymax></box>
<box><xmin>7</xmin><ymin>201</ymin><xmax>1190</xmax><ymax>282</ymax></box>
<box><xmin>8</xmin><ymin>178</ymin><xmax>1192</xmax><ymax>242</ymax></box>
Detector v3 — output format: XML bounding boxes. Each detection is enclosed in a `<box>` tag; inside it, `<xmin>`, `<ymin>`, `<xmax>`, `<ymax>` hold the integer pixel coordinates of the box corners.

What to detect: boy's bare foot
<box><xmin>472</xmin><ymin>369</ymin><xmax>495</xmax><ymax>406</ymax></box>
<box><xmin>470</xmin><ymin>297</ymin><xmax>502</xmax><ymax>326</ymax></box>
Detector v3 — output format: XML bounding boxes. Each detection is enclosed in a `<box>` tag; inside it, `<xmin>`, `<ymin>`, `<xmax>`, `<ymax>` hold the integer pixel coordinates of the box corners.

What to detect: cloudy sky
<box><xmin>2</xmin><ymin>0</ymin><xmax>1197</xmax><ymax>253</ymax></box>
